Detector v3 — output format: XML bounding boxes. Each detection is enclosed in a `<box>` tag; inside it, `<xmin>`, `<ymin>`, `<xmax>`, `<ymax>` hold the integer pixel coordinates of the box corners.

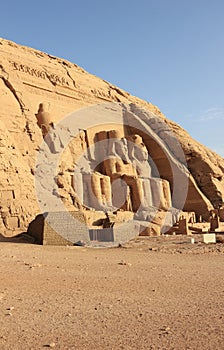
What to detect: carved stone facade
<box><xmin>1</xmin><ymin>38</ymin><xmax>224</xmax><ymax>242</ymax></box>
<box><xmin>33</xmin><ymin>103</ymin><xmax>185</xmax><ymax>242</ymax></box>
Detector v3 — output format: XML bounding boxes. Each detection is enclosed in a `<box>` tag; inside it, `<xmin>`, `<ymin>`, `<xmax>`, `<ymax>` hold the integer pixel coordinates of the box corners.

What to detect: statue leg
<box><xmin>100</xmin><ymin>176</ymin><xmax>112</xmax><ymax>207</ymax></box>
<box><xmin>91</xmin><ymin>173</ymin><xmax>103</xmax><ymax>209</ymax></box>
<box><xmin>124</xmin><ymin>176</ymin><xmax>144</xmax><ymax>212</ymax></box>
<box><xmin>142</xmin><ymin>178</ymin><xmax>153</xmax><ymax>207</ymax></box>
<box><xmin>150</xmin><ymin>178</ymin><xmax>172</xmax><ymax>210</ymax></box>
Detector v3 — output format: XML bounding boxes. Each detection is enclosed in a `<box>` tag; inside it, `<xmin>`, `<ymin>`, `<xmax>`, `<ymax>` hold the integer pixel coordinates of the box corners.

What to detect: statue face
<box><xmin>132</xmin><ymin>134</ymin><xmax>143</xmax><ymax>144</ymax></box>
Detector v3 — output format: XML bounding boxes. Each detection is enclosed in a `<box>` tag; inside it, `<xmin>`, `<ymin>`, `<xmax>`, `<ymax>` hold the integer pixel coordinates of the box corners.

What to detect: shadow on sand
<box><xmin>0</xmin><ymin>232</ymin><xmax>35</xmax><ymax>244</ymax></box>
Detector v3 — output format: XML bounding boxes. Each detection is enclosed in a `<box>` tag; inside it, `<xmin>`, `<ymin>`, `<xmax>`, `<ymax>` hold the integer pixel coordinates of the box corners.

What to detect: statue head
<box><xmin>131</xmin><ymin>134</ymin><xmax>143</xmax><ymax>144</ymax></box>
<box><xmin>35</xmin><ymin>103</ymin><xmax>54</xmax><ymax>137</ymax></box>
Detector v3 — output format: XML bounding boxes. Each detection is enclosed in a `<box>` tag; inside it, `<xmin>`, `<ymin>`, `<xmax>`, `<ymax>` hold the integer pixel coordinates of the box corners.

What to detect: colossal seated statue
<box><xmin>103</xmin><ymin>130</ymin><xmax>144</xmax><ymax>211</ymax></box>
<box><xmin>103</xmin><ymin>131</ymin><xmax>172</xmax><ymax>212</ymax></box>
<box><xmin>128</xmin><ymin>134</ymin><xmax>151</xmax><ymax>178</ymax></box>
<box><xmin>104</xmin><ymin>130</ymin><xmax>137</xmax><ymax>179</ymax></box>
<box><xmin>73</xmin><ymin>153</ymin><xmax>112</xmax><ymax>211</ymax></box>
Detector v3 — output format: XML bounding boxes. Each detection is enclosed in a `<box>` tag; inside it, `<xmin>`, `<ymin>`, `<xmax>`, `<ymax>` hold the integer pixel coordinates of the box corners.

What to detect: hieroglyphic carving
<box><xmin>91</xmin><ymin>88</ymin><xmax>120</xmax><ymax>102</ymax></box>
<box><xmin>10</xmin><ymin>61</ymin><xmax>70</xmax><ymax>86</ymax></box>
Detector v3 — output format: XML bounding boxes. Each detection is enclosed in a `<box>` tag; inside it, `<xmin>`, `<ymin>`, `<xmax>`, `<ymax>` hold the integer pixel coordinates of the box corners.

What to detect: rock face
<box><xmin>0</xmin><ymin>37</ymin><xmax>224</xmax><ymax>239</ymax></box>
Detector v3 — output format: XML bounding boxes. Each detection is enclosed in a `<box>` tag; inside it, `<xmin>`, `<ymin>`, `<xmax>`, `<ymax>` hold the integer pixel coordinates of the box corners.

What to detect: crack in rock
<box><xmin>0</xmin><ymin>64</ymin><xmax>26</xmax><ymax>115</ymax></box>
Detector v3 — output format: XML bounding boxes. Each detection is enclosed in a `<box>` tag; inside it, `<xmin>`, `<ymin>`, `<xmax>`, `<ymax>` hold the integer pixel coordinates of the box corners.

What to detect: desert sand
<box><xmin>0</xmin><ymin>238</ymin><xmax>224</xmax><ymax>350</ymax></box>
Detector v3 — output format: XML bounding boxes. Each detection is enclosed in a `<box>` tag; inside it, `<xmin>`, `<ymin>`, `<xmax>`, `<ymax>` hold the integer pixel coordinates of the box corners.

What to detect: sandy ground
<box><xmin>0</xmin><ymin>238</ymin><xmax>224</xmax><ymax>350</ymax></box>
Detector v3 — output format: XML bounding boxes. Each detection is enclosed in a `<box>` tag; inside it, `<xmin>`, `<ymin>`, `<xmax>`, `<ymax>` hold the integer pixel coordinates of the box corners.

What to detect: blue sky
<box><xmin>1</xmin><ymin>0</ymin><xmax>224</xmax><ymax>155</ymax></box>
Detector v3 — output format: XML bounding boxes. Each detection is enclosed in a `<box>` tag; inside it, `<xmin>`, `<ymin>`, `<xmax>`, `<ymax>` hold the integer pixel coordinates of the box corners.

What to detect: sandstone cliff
<box><xmin>0</xmin><ymin>37</ymin><xmax>223</xmax><ymax>237</ymax></box>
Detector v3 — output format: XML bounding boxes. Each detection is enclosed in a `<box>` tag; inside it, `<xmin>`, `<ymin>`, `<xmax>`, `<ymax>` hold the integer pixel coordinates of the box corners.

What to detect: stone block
<box><xmin>139</xmin><ymin>223</ymin><xmax>160</xmax><ymax>236</ymax></box>
<box><xmin>202</xmin><ymin>233</ymin><xmax>216</xmax><ymax>244</ymax></box>
<box><xmin>114</xmin><ymin>221</ymin><xmax>140</xmax><ymax>242</ymax></box>
<box><xmin>28</xmin><ymin>211</ymin><xmax>89</xmax><ymax>245</ymax></box>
